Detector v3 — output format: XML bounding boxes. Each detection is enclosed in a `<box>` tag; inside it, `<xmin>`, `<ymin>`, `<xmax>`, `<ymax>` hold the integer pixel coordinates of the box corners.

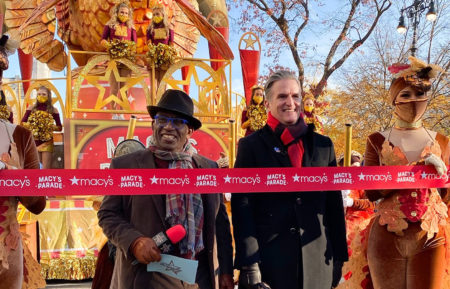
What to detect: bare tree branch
<box><xmin>314</xmin><ymin>0</ymin><xmax>392</xmax><ymax>97</ymax></box>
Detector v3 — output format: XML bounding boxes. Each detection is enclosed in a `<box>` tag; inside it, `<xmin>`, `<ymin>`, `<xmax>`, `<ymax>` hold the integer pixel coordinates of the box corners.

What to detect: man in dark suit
<box><xmin>232</xmin><ymin>71</ymin><xmax>348</xmax><ymax>289</ymax></box>
<box><xmin>98</xmin><ymin>89</ymin><xmax>234</xmax><ymax>289</ymax></box>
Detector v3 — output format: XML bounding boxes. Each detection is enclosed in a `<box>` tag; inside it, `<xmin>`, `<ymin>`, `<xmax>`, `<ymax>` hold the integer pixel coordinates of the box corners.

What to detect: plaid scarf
<box><xmin>149</xmin><ymin>138</ymin><xmax>204</xmax><ymax>259</ymax></box>
<box><xmin>266</xmin><ymin>112</ymin><xmax>308</xmax><ymax>168</ymax></box>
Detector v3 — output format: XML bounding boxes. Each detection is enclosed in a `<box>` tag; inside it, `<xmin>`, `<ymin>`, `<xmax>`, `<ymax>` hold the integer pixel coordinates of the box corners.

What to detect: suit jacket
<box><xmin>98</xmin><ymin>149</ymin><xmax>233</xmax><ymax>289</ymax></box>
<box><xmin>231</xmin><ymin>125</ymin><xmax>348</xmax><ymax>289</ymax></box>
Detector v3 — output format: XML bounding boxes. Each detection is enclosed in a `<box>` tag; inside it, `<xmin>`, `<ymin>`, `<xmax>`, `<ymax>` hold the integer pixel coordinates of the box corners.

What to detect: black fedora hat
<box><xmin>147</xmin><ymin>89</ymin><xmax>202</xmax><ymax>130</ymax></box>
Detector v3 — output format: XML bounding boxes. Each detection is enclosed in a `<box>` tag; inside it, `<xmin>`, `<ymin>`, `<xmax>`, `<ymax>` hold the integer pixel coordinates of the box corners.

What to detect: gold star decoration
<box><xmin>164</xmin><ymin>63</ymin><xmax>218</xmax><ymax>103</ymax></box>
<box><xmin>242</xmin><ymin>35</ymin><xmax>257</xmax><ymax>50</ymax></box>
<box><xmin>209</xmin><ymin>11</ymin><xmax>226</xmax><ymax>27</ymax></box>
<box><xmin>81</xmin><ymin>61</ymin><xmax>145</xmax><ymax>111</ymax></box>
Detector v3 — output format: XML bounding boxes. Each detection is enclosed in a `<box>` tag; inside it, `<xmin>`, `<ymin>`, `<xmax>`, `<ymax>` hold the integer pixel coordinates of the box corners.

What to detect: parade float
<box><xmin>0</xmin><ymin>0</ymin><xmax>259</xmax><ymax>280</ymax></box>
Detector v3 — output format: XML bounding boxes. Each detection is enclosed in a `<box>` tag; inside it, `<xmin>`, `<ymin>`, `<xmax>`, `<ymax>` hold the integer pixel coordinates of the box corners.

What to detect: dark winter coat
<box><xmin>232</xmin><ymin>125</ymin><xmax>348</xmax><ymax>289</ymax></box>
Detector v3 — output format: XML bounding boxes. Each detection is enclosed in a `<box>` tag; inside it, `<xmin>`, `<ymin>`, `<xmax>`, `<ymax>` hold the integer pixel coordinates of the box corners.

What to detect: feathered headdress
<box><xmin>389</xmin><ymin>56</ymin><xmax>443</xmax><ymax>91</ymax></box>
<box><xmin>388</xmin><ymin>56</ymin><xmax>444</xmax><ymax>104</ymax></box>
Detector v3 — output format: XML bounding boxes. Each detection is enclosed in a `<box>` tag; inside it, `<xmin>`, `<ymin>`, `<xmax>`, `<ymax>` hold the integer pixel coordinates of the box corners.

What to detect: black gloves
<box><xmin>239</xmin><ymin>263</ymin><xmax>271</xmax><ymax>289</ymax></box>
<box><xmin>331</xmin><ymin>260</ymin><xmax>344</xmax><ymax>288</ymax></box>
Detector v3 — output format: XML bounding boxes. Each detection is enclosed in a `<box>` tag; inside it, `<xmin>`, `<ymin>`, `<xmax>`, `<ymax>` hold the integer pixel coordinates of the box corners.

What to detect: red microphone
<box><xmin>153</xmin><ymin>224</ymin><xmax>186</xmax><ymax>247</ymax></box>
<box><xmin>132</xmin><ymin>225</ymin><xmax>186</xmax><ymax>265</ymax></box>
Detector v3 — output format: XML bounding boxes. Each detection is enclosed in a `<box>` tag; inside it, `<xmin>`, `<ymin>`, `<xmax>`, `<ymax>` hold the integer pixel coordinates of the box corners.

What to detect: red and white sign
<box><xmin>74</xmin><ymin>125</ymin><xmax>226</xmax><ymax>169</ymax></box>
<box><xmin>0</xmin><ymin>166</ymin><xmax>448</xmax><ymax>196</ymax></box>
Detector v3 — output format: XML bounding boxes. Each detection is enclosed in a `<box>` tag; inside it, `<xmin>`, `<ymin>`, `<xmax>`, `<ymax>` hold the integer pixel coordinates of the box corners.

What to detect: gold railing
<box><xmin>67</xmin><ymin>50</ymin><xmax>233</xmax><ymax>123</ymax></box>
<box><xmin>2</xmin><ymin>78</ymin><xmax>67</xmax><ymax>123</ymax></box>
<box><xmin>2</xmin><ymin>51</ymin><xmax>247</xmax><ymax>165</ymax></box>
<box><xmin>3</xmin><ymin>50</ymin><xmax>234</xmax><ymax>124</ymax></box>
<box><xmin>232</xmin><ymin>91</ymin><xmax>247</xmax><ymax>138</ymax></box>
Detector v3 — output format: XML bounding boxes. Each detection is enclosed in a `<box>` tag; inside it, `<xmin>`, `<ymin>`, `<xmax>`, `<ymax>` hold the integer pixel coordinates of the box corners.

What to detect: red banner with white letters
<box><xmin>0</xmin><ymin>166</ymin><xmax>448</xmax><ymax>196</ymax></box>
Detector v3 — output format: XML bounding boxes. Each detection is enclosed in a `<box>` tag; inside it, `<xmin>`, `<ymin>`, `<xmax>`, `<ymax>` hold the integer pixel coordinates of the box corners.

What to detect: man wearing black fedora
<box><xmin>98</xmin><ymin>89</ymin><xmax>234</xmax><ymax>289</ymax></box>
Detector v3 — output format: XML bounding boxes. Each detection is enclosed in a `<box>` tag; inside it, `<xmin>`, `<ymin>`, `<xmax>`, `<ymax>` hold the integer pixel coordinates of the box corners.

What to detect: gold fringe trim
<box><xmin>40</xmin><ymin>256</ymin><xmax>97</xmax><ymax>280</ymax></box>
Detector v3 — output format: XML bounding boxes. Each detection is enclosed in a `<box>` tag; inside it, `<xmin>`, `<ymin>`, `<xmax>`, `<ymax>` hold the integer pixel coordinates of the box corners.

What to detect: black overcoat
<box><xmin>231</xmin><ymin>125</ymin><xmax>348</xmax><ymax>289</ymax></box>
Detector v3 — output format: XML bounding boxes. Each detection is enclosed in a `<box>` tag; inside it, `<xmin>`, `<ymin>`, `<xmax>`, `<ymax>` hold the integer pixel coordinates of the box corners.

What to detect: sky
<box><xmin>3</xmin><ymin>2</ymin><xmax>347</xmax><ymax>96</ymax></box>
<box><xmin>3</xmin><ymin>1</ymin><xmax>443</xmax><ymax>104</ymax></box>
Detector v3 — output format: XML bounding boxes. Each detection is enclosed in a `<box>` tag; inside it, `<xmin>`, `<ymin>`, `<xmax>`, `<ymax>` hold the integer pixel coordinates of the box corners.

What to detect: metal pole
<box><xmin>66</xmin><ymin>50</ymin><xmax>72</xmax><ymax>116</ymax></box>
<box><xmin>151</xmin><ymin>63</ymin><xmax>156</xmax><ymax>105</ymax></box>
<box><xmin>126</xmin><ymin>115</ymin><xmax>137</xmax><ymax>139</ymax></box>
<box><xmin>344</xmin><ymin>123</ymin><xmax>352</xmax><ymax>167</ymax></box>
<box><xmin>411</xmin><ymin>3</ymin><xmax>419</xmax><ymax>57</ymax></box>
<box><xmin>229</xmin><ymin>119</ymin><xmax>236</xmax><ymax>167</ymax></box>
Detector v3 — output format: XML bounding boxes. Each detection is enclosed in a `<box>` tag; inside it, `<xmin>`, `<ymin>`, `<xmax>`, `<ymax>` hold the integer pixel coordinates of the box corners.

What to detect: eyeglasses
<box><xmin>153</xmin><ymin>115</ymin><xmax>189</xmax><ymax>129</ymax></box>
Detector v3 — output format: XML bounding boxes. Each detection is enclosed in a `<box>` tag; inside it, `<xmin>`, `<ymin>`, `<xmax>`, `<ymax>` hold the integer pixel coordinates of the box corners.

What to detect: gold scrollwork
<box><xmin>72</xmin><ymin>55</ymin><xmax>150</xmax><ymax>114</ymax></box>
<box><xmin>2</xmin><ymin>84</ymin><xmax>21</xmax><ymax>121</ymax></box>
<box><xmin>158</xmin><ymin>59</ymin><xmax>231</xmax><ymax>121</ymax></box>
<box><xmin>22</xmin><ymin>80</ymin><xmax>66</xmax><ymax>120</ymax></box>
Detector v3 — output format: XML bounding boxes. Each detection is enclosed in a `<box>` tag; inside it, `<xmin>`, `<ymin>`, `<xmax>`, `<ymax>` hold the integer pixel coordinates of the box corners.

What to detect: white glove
<box><xmin>0</xmin><ymin>160</ymin><xmax>17</xmax><ymax>170</ymax></box>
<box><xmin>424</xmin><ymin>154</ymin><xmax>447</xmax><ymax>176</ymax></box>
<box><xmin>341</xmin><ymin>190</ymin><xmax>351</xmax><ymax>198</ymax></box>
<box><xmin>342</xmin><ymin>196</ymin><xmax>354</xmax><ymax>208</ymax></box>
<box><xmin>341</xmin><ymin>190</ymin><xmax>353</xmax><ymax>208</ymax></box>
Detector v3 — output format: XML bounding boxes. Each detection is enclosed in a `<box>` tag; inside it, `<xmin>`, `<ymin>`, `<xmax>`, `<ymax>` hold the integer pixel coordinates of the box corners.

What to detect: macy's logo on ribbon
<box><xmin>195</xmin><ymin>175</ymin><xmax>217</xmax><ymax>187</ymax></box>
<box><xmin>223</xmin><ymin>174</ymin><xmax>261</xmax><ymax>185</ymax></box>
<box><xmin>396</xmin><ymin>171</ymin><xmax>415</xmax><ymax>183</ymax></box>
<box><xmin>358</xmin><ymin>172</ymin><xmax>392</xmax><ymax>182</ymax></box>
<box><xmin>120</xmin><ymin>175</ymin><xmax>144</xmax><ymax>188</ymax></box>
<box><xmin>293</xmin><ymin>173</ymin><xmax>328</xmax><ymax>184</ymax></box>
<box><xmin>0</xmin><ymin>177</ymin><xmax>30</xmax><ymax>188</ymax></box>
<box><xmin>420</xmin><ymin>171</ymin><xmax>449</xmax><ymax>181</ymax></box>
<box><xmin>38</xmin><ymin>176</ymin><xmax>63</xmax><ymax>189</ymax></box>
<box><xmin>265</xmin><ymin>174</ymin><xmax>287</xmax><ymax>185</ymax></box>
<box><xmin>150</xmin><ymin>175</ymin><xmax>190</xmax><ymax>186</ymax></box>
<box><xmin>70</xmin><ymin>176</ymin><xmax>114</xmax><ymax>187</ymax></box>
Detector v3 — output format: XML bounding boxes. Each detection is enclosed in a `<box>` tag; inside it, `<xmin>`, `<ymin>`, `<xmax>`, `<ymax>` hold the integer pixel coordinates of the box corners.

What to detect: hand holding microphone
<box><xmin>131</xmin><ymin>237</ymin><xmax>161</xmax><ymax>264</ymax></box>
<box><xmin>131</xmin><ymin>224</ymin><xmax>186</xmax><ymax>264</ymax></box>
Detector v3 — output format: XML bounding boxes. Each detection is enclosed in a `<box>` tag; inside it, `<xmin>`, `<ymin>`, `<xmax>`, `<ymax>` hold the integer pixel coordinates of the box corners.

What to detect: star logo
<box><xmin>421</xmin><ymin>171</ymin><xmax>428</xmax><ymax>179</ymax></box>
<box><xmin>150</xmin><ymin>175</ymin><xmax>158</xmax><ymax>184</ymax></box>
<box><xmin>70</xmin><ymin>176</ymin><xmax>79</xmax><ymax>185</ymax></box>
<box><xmin>358</xmin><ymin>173</ymin><xmax>365</xmax><ymax>181</ymax></box>
<box><xmin>242</xmin><ymin>34</ymin><xmax>258</xmax><ymax>50</ymax></box>
<box><xmin>224</xmin><ymin>175</ymin><xmax>231</xmax><ymax>183</ymax></box>
<box><xmin>293</xmin><ymin>174</ymin><xmax>300</xmax><ymax>182</ymax></box>
<box><xmin>160</xmin><ymin>243</ymin><xmax>172</xmax><ymax>253</ymax></box>
<box><xmin>161</xmin><ymin>260</ymin><xmax>182</xmax><ymax>274</ymax></box>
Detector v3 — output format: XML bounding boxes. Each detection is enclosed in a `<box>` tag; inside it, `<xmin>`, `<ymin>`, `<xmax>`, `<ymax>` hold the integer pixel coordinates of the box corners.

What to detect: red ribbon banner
<box><xmin>0</xmin><ymin>166</ymin><xmax>448</xmax><ymax>196</ymax></box>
